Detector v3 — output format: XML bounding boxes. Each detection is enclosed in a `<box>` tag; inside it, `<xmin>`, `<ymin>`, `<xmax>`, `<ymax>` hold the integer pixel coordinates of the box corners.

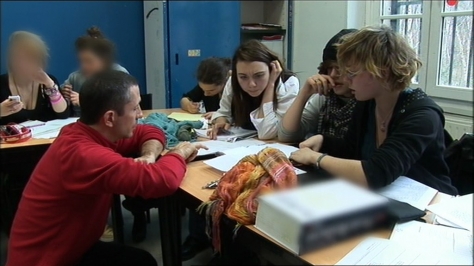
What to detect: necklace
<box><xmin>375</xmin><ymin>108</ymin><xmax>393</xmax><ymax>133</ymax></box>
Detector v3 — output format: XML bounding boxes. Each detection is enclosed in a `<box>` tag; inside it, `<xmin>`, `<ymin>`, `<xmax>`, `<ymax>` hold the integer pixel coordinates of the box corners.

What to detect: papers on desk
<box><xmin>391</xmin><ymin>221</ymin><xmax>473</xmax><ymax>265</ymax></box>
<box><xmin>167</xmin><ymin>112</ymin><xmax>205</xmax><ymax>122</ymax></box>
<box><xmin>336</xmin><ymin>237</ymin><xmax>447</xmax><ymax>265</ymax></box>
<box><xmin>21</xmin><ymin>118</ymin><xmax>78</xmax><ymax>139</ymax></box>
<box><xmin>196</xmin><ymin>139</ymin><xmax>265</xmax><ymax>156</ymax></box>
<box><xmin>427</xmin><ymin>193</ymin><xmax>473</xmax><ymax>232</ymax></box>
<box><xmin>203</xmin><ymin>143</ymin><xmax>306</xmax><ymax>175</ymax></box>
<box><xmin>377</xmin><ymin>176</ymin><xmax>438</xmax><ymax>211</ymax></box>
<box><xmin>195</xmin><ymin>127</ymin><xmax>257</xmax><ymax>142</ymax></box>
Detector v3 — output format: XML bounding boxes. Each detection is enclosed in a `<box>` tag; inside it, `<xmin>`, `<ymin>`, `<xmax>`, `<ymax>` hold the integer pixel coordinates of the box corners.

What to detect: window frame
<box><xmin>366</xmin><ymin>0</ymin><xmax>473</xmax><ymax>116</ymax></box>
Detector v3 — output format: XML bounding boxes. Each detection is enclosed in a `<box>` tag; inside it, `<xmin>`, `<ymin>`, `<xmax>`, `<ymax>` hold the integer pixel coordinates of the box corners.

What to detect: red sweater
<box><xmin>6</xmin><ymin>122</ymin><xmax>186</xmax><ymax>266</ymax></box>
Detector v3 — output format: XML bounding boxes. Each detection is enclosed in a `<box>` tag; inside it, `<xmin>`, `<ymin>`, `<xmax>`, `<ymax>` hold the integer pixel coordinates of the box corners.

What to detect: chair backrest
<box><xmin>140</xmin><ymin>94</ymin><xmax>152</xmax><ymax>110</ymax></box>
<box><xmin>444</xmin><ymin>133</ymin><xmax>474</xmax><ymax>195</ymax></box>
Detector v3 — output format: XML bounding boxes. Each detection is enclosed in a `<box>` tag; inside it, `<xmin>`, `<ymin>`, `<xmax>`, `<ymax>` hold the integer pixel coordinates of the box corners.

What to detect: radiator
<box><xmin>445</xmin><ymin>114</ymin><xmax>473</xmax><ymax>140</ymax></box>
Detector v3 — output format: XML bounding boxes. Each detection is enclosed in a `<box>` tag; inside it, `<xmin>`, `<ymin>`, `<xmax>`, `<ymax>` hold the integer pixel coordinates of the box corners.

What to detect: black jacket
<box><xmin>321</xmin><ymin>88</ymin><xmax>458</xmax><ymax>195</ymax></box>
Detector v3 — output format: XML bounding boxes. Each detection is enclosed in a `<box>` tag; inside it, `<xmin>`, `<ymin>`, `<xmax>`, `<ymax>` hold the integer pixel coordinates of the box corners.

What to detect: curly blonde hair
<box><xmin>8</xmin><ymin>31</ymin><xmax>49</xmax><ymax>70</ymax></box>
<box><xmin>336</xmin><ymin>25</ymin><xmax>422</xmax><ymax>91</ymax></box>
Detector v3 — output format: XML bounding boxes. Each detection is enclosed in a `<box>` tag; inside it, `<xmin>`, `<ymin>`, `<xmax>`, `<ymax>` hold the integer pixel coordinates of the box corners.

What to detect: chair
<box><xmin>140</xmin><ymin>93</ymin><xmax>153</xmax><ymax>110</ymax></box>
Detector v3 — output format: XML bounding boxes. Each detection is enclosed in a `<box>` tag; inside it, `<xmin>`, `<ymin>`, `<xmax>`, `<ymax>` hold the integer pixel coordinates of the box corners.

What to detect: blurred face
<box><xmin>114</xmin><ymin>85</ymin><xmax>143</xmax><ymax>139</ymax></box>
<box><xmin>236</xmin><ymin>61</ymin><xmax>270</xmax><ymax>97</ymax></box>
<box><xmin>345</xmin><ymin>68</ymin><xmax>383</xmax><ymax>101</ymax></box>
<box><xmin>326</xmin><ymin>62</ymin><xmax>351</xmax><ymax>96</ymax></box>
<box><xmin>199</xmin><ymin>82</ymin><xmax>224</xmax><ymax>97</ymax></box>
<box><xmin>78</xmin><ymin>50</ymin><xmax>106</xmax><ymax>78</ymax></box>
<box><xmin>9</xmin><ymin>44</ymin><xmax>42</xmax><ymax>77</ymax></box>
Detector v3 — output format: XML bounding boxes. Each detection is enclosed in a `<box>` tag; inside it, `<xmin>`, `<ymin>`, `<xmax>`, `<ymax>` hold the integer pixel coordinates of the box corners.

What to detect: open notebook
<box><xmin>195</xmin><ymin>127</ymin><xmax>257</xmax><ymax>142</ymax></box>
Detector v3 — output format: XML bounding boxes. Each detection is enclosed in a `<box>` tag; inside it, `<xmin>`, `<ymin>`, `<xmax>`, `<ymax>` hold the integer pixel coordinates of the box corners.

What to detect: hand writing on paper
<box><xmin>208</xmin><ymin>117</ymin><xmax>231</xmax><ymax>140</ymax></box>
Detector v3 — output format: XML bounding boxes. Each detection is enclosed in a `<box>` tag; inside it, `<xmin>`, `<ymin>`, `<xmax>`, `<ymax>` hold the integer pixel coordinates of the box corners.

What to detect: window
<box><xmin>368</xmin><ymin>0</ymin><xmax>473</xmax><ymax>115</ymax></box>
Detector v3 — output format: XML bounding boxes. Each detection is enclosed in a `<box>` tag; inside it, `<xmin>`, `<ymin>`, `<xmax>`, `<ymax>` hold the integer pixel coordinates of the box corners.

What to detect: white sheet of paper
<box><xmin>336</xmin><ymin>237</ymin><xmax>444</xmax><ymax>265</ymax></box>
<box><xmin>377</xmin><ymin>176</ymin><xmax>438</xmax><ymax>210</ymax></box>
<box><xmin>196</xmin><ymin>139</ymin><xmax>265</xmax><ymax>156</ymax></box>
<box><xmin>195</xmin><ymin>127</ymin><xmax>257</xmax><ymax>141</ymax></box>
<box><xmin>203</xmin><ymin>143</ymin><xmax>306</xmax><ymax>175</ymax></box>
<box><xmin>391</xmin><ymin>221</ymin><xmax>473</xmax><ymax>265</ymax></box>
<box><xmin>426</xmin><ymin>194</ymin><xmax>473</xmax><ymax>232</ymax></box>
<box><xmin>45</xmin><ymin>117</ymin><xmax>78</xmax><ymax>127</ymax></box>
<box><xmin>19</xmin><ymin>120</ymin><xmax>45</xmax><ymax>127</ymax></box>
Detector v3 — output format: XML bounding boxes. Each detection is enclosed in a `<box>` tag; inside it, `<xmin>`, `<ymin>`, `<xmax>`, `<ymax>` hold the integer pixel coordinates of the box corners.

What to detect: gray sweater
<box><xmin>62</xmin><ymin>64</ymin><xmax>129</xmax><ymax>117</ymax></box>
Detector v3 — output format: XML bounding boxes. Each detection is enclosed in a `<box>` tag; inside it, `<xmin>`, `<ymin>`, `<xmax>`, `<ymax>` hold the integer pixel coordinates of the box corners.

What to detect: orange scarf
<box><xmin>198</xmin><ymin>147</ymin><xmax>297</xmax><ymax>252</ymax></box>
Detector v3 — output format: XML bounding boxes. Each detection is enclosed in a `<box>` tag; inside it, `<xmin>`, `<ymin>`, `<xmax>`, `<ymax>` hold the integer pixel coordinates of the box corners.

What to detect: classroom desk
<box><xmin>167</xmin><ymin>159</ymin><xmax>453</xmax><ymax>266</ymax></box>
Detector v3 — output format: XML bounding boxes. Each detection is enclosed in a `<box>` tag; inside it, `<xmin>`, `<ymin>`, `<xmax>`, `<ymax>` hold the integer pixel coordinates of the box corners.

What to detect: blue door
<box><xmin>166</xmin><ymin>1</ymin><xmax>240</xmax><ymax>108</ymax></box>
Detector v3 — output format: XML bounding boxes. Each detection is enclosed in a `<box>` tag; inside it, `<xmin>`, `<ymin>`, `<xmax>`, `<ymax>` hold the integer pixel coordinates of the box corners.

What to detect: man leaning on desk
<box><xmin>6</xmin><ymin>70</ymin><xmax>207</xmax><ymax>266</ymax></box>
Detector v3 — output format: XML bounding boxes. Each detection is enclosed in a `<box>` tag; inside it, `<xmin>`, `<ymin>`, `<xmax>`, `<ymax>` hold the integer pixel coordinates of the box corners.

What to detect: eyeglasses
<box><xmin>345</xmin><ymin>71</ymin><xmax>358</xmax><ymax>80</ymax></box>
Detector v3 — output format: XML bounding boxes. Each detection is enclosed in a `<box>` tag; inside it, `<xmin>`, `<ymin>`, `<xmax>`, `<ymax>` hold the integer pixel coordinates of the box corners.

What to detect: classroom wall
<box><xmin>0</xmin><ymin>1</ymin><xmax>146</xmax><ymax>93</ymax></box>
<box><xmin>291</xmin><ymin>0</ymin><xmax>366</xmax><ymax>82</ymax></box>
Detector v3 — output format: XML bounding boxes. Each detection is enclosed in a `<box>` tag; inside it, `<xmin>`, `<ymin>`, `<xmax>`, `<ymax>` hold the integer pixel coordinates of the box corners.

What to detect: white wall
<box><xmin>291</xmin><ymin>1</ymin><xmax>349</xmax><ymax>82</ymax></box>
<box><xmin>291</xmin><ymin>1</ymin><xmax>369</xmax><ymax>82</ymax></box>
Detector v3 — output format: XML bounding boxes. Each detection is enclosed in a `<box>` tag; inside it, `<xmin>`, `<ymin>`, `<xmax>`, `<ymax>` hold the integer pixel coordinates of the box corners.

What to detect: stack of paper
<box><xmin>336</xmin><ymin>237</ymin><xmax>446</xmax><ymax>265</ymax></box>
<box><xmin>24</xmin><ymin>118</ymin><xmax>79</xmax><ymax>139</ymax></box>
<box><xmin>203</xmin><ymin>143</ymin><xmax>306</xmax><ymax>175</ymax></box>
<box><xmin>377</xmin><ymin>176</ymin><xmax>438</xmax><ymax>211</ymax></box>
<box><xmin>167</xmin><ymin>112</ymin><xmax>205</xmax><ymax>122</ymax></box>
<box><xmin>390</xmin><ymin>221</ymin><xmax>473</xmax><ymax>265</ymax></box>
<box><xmin>427</xmin><ymin>194</ymin><xmax>473</xmax><ymax>232</ymax></box>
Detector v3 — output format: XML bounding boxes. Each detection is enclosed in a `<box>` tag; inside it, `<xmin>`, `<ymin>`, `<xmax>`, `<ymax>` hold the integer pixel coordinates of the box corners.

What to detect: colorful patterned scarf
<box><xmin>316</xmin><ymin>92</ymin><xmax>356</xmax><ymax>138</ymax></box>
<box><xmin>198</xmin><ymin>147</ymin><xmax>297</xmax><ymax>253</ymax></box>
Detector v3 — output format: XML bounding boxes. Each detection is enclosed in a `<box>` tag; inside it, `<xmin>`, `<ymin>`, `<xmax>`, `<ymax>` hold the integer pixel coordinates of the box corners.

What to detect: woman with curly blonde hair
<box><xmin>290</xmin><ymin>25</ymin><xmax>457</xmax><ymax>195</ymax></box>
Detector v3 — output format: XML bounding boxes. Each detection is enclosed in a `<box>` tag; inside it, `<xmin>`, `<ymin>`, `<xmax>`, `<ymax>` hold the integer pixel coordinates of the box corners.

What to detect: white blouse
<box><xmin>211</xmin><ymin>76</ymin><xmax>300</xmax><ymax>139</ymax></box>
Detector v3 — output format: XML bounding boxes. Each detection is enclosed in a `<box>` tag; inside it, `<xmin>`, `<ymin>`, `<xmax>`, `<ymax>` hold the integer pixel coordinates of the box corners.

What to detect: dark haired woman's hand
<box><xmin>208</xmin><ymin>117</ymin><xmax>231</xmax><ymax>140</ymax></box>
<box><xmin>267</xmin><ymin>60</ymin><xmax>282</xmax><ymax>89</ymax></box>
<box><xmin>303</xmin><ymin>74</ymin><xmax>335</xmax><ymax>96</ymax></box>
<box><xmin>299</xmin><ymin>134</ymin><xmax>324</xmax><ymax>152</ymax></box>
<box><xmin>202</xmin><ymin>112</ymin><xmax>214</xmax><ymax>120</ymax></box>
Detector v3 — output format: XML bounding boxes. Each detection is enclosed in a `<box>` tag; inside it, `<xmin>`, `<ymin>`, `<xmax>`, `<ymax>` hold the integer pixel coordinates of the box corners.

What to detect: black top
<box><xmin>182</xmin><ymin>85</ymin><xmax>220</xmax><ymax>112</ymax></box>
<box><xmin>321</xmin><ymin>88</ymin><xmax>458</xmax><ymax>195</ymax></box>
<box><xmin>0</xmin><ymin>73</ymin><xmax>69</xmax><ymax>124</ymax></box>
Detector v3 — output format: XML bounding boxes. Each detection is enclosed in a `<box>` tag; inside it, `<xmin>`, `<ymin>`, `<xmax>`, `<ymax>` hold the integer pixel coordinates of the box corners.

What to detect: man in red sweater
<box><xmin>6</xmin><ymin>70</ymin><xmax>206</xmax><ymax>266</ymax></box>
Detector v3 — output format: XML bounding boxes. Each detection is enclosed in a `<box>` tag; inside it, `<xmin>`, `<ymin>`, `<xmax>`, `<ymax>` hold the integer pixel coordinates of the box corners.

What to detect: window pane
<box><xmin>382</xmin><ymin>0</ymin><xmax>422</xmax><ymax>15</ymax></box>
<box><xmin>382</xmin><ymin>18</ymin><xmax>422</xmax><ymax>83</ymax></box>
<box><xmin>443</xmin><ymin>0</ymin><xmax>474</xmax><ymax>12</ymax></box>
<box><xmin>438</xmin><ymin>16</ymin><xmax>473</xmax><ymax>88</ymax></box>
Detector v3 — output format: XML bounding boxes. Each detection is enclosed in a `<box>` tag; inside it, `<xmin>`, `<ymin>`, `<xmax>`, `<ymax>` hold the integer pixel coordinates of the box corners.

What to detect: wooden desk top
<box><xmin>181</xmin><ymin>160</ymin><xmax>453</xmax><ymax>265</ymax></box>
<box><xmin>0</xmin><ymin>108</ymin><xmax>184</xmax><ymax>150</ymax></box>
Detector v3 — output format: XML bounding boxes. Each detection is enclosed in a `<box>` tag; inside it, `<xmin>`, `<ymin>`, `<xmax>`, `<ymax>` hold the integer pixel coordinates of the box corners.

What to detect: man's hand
<box><xmin>134</xmin><ymin>154</ymin><xmax>156</xmax><ymax>164</ymax></box>
<box><xmin>169</xmin><ymin>142</ymin><xmax>208</xmax><ymax>162</ymax></box>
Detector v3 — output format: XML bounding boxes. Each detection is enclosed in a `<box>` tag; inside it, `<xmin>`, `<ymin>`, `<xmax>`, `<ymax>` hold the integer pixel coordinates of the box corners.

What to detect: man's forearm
<box><xmin>140</xmin><ymin>139</ymin><xmax>164</xmax><ymax>159</ymax></box>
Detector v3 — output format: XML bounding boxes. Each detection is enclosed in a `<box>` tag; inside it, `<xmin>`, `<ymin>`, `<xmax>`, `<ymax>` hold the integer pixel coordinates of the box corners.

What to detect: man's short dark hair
<box><xmin>79</xmin><ymin>70</ymin><xmax>137</xmax><ymax>125</ymax></box>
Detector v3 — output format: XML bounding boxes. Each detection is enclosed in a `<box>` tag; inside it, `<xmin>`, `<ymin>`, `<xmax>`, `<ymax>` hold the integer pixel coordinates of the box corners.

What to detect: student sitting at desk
<box><xmin>180</xmin><ymin>57</ymin><xmax>231</xmax><ymax>119</ymax></box>
<box><xmin>279</xmin><ymin>29</ymin><xmax>357</xmax><ymax>142</ymax></box>
<box><xmin>0</xmin><ymin>31</ymin><xmax>69</xmax><ymax>124</ymax></box>
<box><xmin>6</xmin><ymin>70</ymin><xmax>207</xmax><ymax>266</ymax></box>
<box><xmin>209</xmin><ymin>39</ymin><xmax>299</xmax><ymax>140</ymax></box>
<box><xmin>289</xmin><ymin>25</ymin><xmax>457</xmax><ymax>195</ymax></box>
<box><xmin>62</xmin><ymin>26</ymin><xmax>129</xmax><ymax>117</ymax></box>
